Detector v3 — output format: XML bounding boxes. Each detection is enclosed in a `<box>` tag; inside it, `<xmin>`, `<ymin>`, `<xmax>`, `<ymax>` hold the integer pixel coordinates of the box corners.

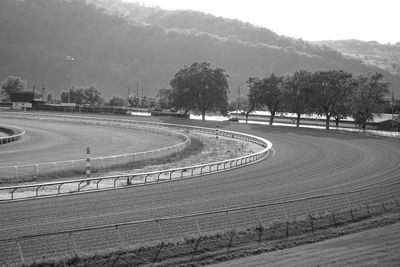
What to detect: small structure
<box><xmin>10</xmin><ymin>91</ymin><xmax>34</xmax><ymax>110</ymax></box>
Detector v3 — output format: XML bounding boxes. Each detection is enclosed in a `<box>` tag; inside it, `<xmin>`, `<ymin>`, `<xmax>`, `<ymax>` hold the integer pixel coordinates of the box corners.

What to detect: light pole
<box><xmin>66</xmin><ymin>56</ymin><xmax>74</xmax><ymax>103</ymax></box>
<box><xmin>236</xmin><ymin>86</ymin><xmax>240</xmax><ymax>119</ymax></box>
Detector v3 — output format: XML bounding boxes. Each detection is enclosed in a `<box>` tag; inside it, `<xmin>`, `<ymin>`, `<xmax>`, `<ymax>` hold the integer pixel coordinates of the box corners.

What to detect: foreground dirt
<box><xmin>210</xmin><ymin>218</ymin><xmax>400</xmax><ymax>267</ymax></box>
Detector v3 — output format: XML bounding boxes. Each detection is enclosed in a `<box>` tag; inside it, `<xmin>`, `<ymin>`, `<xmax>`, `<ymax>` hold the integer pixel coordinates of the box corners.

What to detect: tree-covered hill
<box><xmin>1</xmin><ymin>0</ymin><xmax>399</xmax><ymax>100</ymax></box>
<box><xmin>315</xmin><ymin>40</ymin><xmax>400</xmax><ymax>76</ymax></box>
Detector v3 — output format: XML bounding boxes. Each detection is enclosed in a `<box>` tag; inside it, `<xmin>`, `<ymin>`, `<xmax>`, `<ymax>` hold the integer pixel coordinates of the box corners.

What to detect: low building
<box><xmin>10</xmin><ymin>91</ymin><xmax>34</xmax><ymax>109</ymax></box>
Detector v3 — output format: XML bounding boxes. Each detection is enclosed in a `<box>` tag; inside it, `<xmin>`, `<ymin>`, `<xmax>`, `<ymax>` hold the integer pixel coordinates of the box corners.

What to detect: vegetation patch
<box><xmin>25</xmin><ymin>200</ymin><xmax>400</xmax><ymax>267</ymax></box>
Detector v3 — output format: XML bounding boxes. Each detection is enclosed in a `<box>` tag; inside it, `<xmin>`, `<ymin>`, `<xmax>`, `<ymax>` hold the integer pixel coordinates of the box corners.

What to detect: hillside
<box><xmin>316</xmin><ymin>40</ymin><xmax>400</xmax><ymax>76</ymax></box>
<box><xmin>0</xmin><ymin>0</ymin><xmax>399</xmax><ymax>100</ymax></box>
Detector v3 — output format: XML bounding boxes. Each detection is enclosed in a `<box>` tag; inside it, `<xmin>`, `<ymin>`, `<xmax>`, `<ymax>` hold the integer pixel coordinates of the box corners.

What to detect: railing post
<box><xmin>16</xmin><ymin>239</ymin><xmax>25</xmax><ymax>265</ymax></box>
<box><xmin>86</xmin><ymin>147</ymin><xmax>91</xmax><ymax>185</ymax></box>
<box><xmin>308</xmin><ymin>208</ymin><xmax>314</xmax><ymax>232</ymax></box>
<box><xmin>69</xmin><ymin>232</ymin><xmax>78</xmax><ymax>255</ymax></box>
<box><xmin>281</xmin><ymin>203</ymin><xmax>290</xmax><ymax>237</ymax></box>
<box><xmin>155</xmin><ymin>220</ymin><xmax>165</xmax><ymax>244</ymax></box>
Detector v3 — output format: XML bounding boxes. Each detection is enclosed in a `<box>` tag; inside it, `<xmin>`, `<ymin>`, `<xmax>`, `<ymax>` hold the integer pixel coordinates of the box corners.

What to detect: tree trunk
<box><xmin>362</xmin><ymin>123</ymin><xmax>366</xmax><ymax>130</ymax></box>
<box><xmin>325</xmin><ymin>114</ymin><xmax>330</xmax><ymax>130</ymax></box>
<box><xmin>201</xmin><ymin>111</ymin><xmax>206</xmax><ymax>121</ymax></box>
<box><xmin>269</xmin><ymin>111</ymin><xmax>275</xmax><ymax>126</ymax></box>
<box><xmin>245</xmin><ymin>113</ymin><xmax>249</xmax><ymax>123</ymax></box>
<box><xmin>296</xmin><ymin>113</ymin><xmax>301</xmax><ymax>127</ymax></box>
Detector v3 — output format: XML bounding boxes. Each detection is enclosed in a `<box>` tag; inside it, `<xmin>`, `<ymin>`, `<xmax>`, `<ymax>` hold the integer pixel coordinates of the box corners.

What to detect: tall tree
<box><xmin>247</xmin><ymin>73</ymin><xmax>284</xmax><ymax>125</ymax></box>
<box><xmin>352</xmin><ymin>73</ymin><xmax>390</xmax><ymax>129</ymax></box>
<box><xmin>170</xmin><ymin>62</ymin><xmax>229</xmax><ymax>120</ymax></box>
<box><xmin>0</xmin><ymin>75</ymin><xmax>27</xmax><ymax>101</ymax></box>
<box><xmin>84</xmin><ymin>85</ymin><xmax>103</xmax><ymax>107</ymax></box>
<box><xmin>156</xmin><ymin>88</ymin><xmax>173</xmax><ymax>109</ymax></box>
<box><xmin>310</xmin><ymin>70</ymin><xmax>354</xmax><ymax>130</ymax></box>
<box><xmin>282</xmin><ymin>70</ymin><xmax>313</xmax><ymax>127</ymax></box>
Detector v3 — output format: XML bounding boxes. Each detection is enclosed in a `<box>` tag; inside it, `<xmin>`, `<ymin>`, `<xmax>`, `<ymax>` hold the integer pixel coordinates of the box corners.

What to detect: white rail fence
<box><xmin>0</xmin><ymin>113</ymin><xmax>272</xmax><ymax>201</ymax></box>
<box><xmin>0</xmin><ymin>124</ymin><xmax>25</xmax><ymax>145</ymax></box>
<box><xmin>0</xmin><ymin>116</ymin><xmax>191</xmax><ymax>179</ymax></box>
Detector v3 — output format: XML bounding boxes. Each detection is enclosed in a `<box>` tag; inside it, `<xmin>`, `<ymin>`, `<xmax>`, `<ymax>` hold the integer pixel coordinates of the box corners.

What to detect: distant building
<box><xmin>10</xmin><ymin>91</ymin><xmax>34</xmax><ymax>109</ymax></box>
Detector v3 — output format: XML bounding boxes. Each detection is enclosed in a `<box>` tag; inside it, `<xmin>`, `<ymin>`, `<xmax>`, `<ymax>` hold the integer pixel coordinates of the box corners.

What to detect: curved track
<box><xmin>0</xmin><ymin>118</ymin><xmax>180</xmax><ymax>166</ymax></box>
<box><xmin>0</xmin><ymin>118</ymin><xmax>399</xmax><ymax>240</ymax></box>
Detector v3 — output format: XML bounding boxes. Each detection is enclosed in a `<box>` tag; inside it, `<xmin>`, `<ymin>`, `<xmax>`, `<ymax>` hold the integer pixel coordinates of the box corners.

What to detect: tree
<box><xmin>156</xmin><ymin>88</ymin><xmax>173</xmax><ymax>109</ymax></box>
<box><xmin>282</xmin><ymin>70</ymin><xmax>313</xmax><ymax>127</ymax></box>
<box><xmin>60</xmin><ymin>87</ymin><xmax>85</xmax><ymax>104</ymax></box>
<box><xmin>59</xmin><ymin>85</ymin><xmax>103</xmax><ymax>106</ymax></box>
<box><xmin>247</xmin><ymin>73</ymin><xmax>284</xmax><ymax>125</ymax></box>
<box><xmin>352</xmin><ymin>73</ymin><xmax>390</xmax><ymax>129</ymax></box>
<box><xmin>84</xmin><ymin>85</ymin><xmax>103</xmax><ymax>107</ymax></box>
<box><xmin>170</xmin><ymin>62</ymin><xmax>229</xmax><ymax>120</ymax></box>
<box><xmin>106</xmin><ymin>96</ymin><xmax>125</xmax><ymax>107</ymax></box>
<box><xmin>0</xmin><ymin>75</ymin><xmax>27</xmax><ymax>101</ymax></box>
<box><xmin>239</xmin><ymin>96</ymin><xmax>257</xmax><ymax>123</ymax></box>
<box><xmin>309</xmin><ymin>70</ymin><xmax>354</xmax><ymax>130</ymax></box>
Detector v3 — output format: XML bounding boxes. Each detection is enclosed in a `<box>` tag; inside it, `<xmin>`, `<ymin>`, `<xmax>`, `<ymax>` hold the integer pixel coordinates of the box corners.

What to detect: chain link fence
<box><xmin>1</xmin><ymin>182</ymin><xmax>399</xmax><ymax>266</ymax></box>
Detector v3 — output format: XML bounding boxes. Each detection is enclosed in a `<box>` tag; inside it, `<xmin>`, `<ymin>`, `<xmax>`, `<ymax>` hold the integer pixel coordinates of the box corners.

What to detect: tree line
<box><xmin>0</xmin><ymin>62</ymin><xmax>394</xmax><ymax>130</ymax></box>
<box><xmin>160</xmin><ymin>62</ymin><xmax>392</xmax><ymax>129</ymax></box>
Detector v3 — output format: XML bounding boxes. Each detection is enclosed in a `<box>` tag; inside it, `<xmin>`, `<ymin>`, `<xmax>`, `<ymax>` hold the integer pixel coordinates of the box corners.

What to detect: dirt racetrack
<box><xmin>0</xmin><ymin>118</ymin><xmax>180</xmax><ymax>167</ymax></box>
<box><xmin>0</xmin><ymin>116</ymin><xmax>399</xmax><ymax>264</ymax></box>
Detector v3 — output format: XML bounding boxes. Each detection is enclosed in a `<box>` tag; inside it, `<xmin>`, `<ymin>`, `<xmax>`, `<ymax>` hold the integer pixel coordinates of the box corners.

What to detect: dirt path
<box><xmin>210</xmin><ymin>222</ymin><xmax>400</xmax><ymax>267</ymax></box>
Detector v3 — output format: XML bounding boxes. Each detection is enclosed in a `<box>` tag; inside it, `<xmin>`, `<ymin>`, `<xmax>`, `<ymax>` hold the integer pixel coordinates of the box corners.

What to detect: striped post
<box><xmin>216</xmin><ymin>125</ymin><xmax>219</xmax><ymax>139</ymax></box>
<box><xmin>86</xmin><ymin>147</ymin><xmax>91</xmax><ymax>184</ymax></box>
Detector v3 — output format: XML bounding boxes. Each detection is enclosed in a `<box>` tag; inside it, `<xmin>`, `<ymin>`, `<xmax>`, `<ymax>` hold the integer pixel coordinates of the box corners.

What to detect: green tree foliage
<box><xmin>247</xmin><ymin>73</ymin><xmax>284</xmax><ymax>125</ymax></box>
<box><xmin>0</xmin><ymin>75</ymin><xmax>27</xmax><ymax>101</ymax></box>
<box><xmin>106</xmin><ymin>96</ymin><xmax>125</xmax><ymax>107</ymax></box>
<box><xmin>169</xmin><ymin>62</ymin><xmax>229</xmax><ymax>120</ymax></box>
<box><xmin>352</xmin><ymin>73</ymin><xmax>390</xmax><ymax>129</ymax></box>
<box><xmin>309</xmin><ymin>70</ymin><xmax>354</xmax><ymax>129</ymax></box>
<box><xmin>60</xmin><ymin>85</ymin><xmax>103</xmax><ymax>106</ymax></box>
<box><xmin>84</xmin><ymin>85</ymin><xmax>103</xmax><ymax>107</ymax></box>
<box><xmin>282</xmin><ymin>70</ymin><xmax>314</xmax><ymax>127</ymax></box>
<box><xmin>156</xmin><ymin>88</ymin><xmax>173</xmax><ymax>109</ymax></box>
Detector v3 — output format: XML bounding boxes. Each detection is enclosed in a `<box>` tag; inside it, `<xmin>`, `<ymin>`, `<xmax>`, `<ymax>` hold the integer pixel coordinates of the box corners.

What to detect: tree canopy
<box><xmin>309</xmin><ymin>70</ymin><xmax>354</xmax><ymax>129</ymax></box>
<box><xmin>0</xmin><ymin>75</ymin><xmax>27</xmax><ymax>101</ymax></box>
<box><xmin>60</xmin><ymin>85</ymin><xmax>103</xmax><ymax>106</ymax></box>
<box><xmin>247</xmin><ymin>73</ymin><xmax>284</xmax><ymax>125</ymax></box>
<box><xmin>352</xmin><ymin>73</ymin><xmax>390</xmax><ymax>129</ymax></box>
<box><xmin>169</xmin><ymin>62</ymin><xmax>229</xmax><ymax>120</ymax></box>
<box><xmin>282</xmin><ymin>70</ymin><xmax>313</xmax><ymax>127</ymax></box>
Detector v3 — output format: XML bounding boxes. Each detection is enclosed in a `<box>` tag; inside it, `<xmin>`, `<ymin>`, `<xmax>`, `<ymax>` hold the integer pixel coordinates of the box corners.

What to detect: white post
<box><xmin>86</xmin><ymin>147</ymin><xmax>91</xmax><ymax>184</ymax></box>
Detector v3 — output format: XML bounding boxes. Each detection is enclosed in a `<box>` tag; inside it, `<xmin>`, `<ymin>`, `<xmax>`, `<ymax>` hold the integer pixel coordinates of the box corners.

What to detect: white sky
<box><xmin>124</xmin><ymin>0</ymin><xmax>399</xmax><ymax>44</ymax></box>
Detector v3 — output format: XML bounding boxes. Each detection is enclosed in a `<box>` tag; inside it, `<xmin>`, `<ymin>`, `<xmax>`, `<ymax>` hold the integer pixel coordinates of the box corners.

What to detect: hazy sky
<box><xmin>123</xmin><ymin>0</ymin><xmax>399</xmax><ymax>44</ymax></box>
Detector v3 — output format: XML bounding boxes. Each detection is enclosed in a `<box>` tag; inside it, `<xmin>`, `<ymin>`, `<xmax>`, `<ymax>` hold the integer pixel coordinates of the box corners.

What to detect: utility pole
<box><xmin>66</xmin><ymin>56</ymin><xmax>74</xmax><ymax>103</ymax></box>
<box><xmin>236</xmin><ymin>86</ymin><xmax>240</xmax><ymax>118</ymax></box>
<box><xmin>392</xmin><ymin>90</ymin><xmax>395</xmax><ymax>122</ymax></box>
<box><xmin>41</xmin><ymin>84</ymin><xmax>45</xmax><ymax>101</ymax></box>
<box><xmin>127</xmin><ymin>87</ymin><xmax>131</xmax><ymax>106</ymax></box>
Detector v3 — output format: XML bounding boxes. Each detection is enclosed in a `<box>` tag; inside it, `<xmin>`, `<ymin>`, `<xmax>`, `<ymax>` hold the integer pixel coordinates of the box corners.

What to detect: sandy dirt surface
<box><xmin>0</xmin><ymin>115</ymin><xmax>399</xmax><ymax>266</ymax></box>
<box><xmin>210</xmin><ymin>222</ymin><xmax>400</xmax><ymax>267</ymax></box>
<box><xmin>0</xmin><ymin>118</ymin><xmax>180</xmax><ymax>166</ymax></box>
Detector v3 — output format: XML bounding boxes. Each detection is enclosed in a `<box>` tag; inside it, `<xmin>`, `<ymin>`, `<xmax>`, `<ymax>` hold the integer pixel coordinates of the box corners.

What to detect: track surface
<box><xmin>0</xmin><ymin>118</ymin><xmax>180</xmax><ymax>166</ymax></box>
<box><xmin>0</xmin><ymin>117</ymin><xmax>400</xmax><ymax>241</ymax></box>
